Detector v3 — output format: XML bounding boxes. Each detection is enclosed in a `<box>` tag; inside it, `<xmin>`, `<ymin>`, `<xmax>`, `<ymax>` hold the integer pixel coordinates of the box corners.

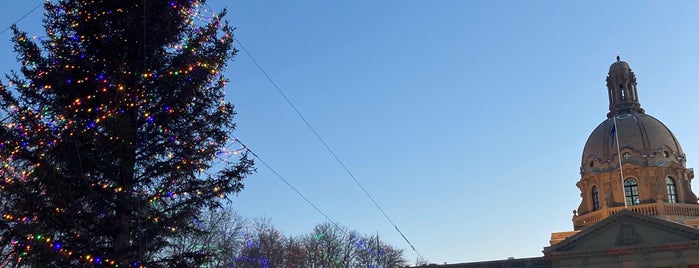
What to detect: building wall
<box><xmin>414</xmin><ymin>257</ymin><xmax>548</xmax><ymax>268</ymax></box>
<box><xmin>551</xmin><ymin>248</ymin><xmax>699</xmax><ymax>268</ymax></box>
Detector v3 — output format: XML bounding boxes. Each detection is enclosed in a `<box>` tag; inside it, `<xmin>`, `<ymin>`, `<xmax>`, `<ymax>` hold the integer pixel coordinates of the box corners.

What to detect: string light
<box><xmin>0</xmin><ymin>1</ymin><xmax>247</xmax><ymax>267</ymax></box>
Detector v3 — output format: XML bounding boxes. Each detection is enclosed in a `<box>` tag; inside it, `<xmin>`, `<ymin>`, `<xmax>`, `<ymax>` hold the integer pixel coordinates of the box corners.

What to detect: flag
<box><xmin>610</xmin><ymin>123</ymin><xmax>616</xmax><ymax>148</ymax></box>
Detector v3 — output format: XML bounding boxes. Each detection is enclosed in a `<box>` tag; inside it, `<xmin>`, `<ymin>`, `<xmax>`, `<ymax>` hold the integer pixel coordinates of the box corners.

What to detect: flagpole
<box><xmin>613</xmin><ymin>115</ymin><xmax>627</xmax><ymax>208</ymax></box>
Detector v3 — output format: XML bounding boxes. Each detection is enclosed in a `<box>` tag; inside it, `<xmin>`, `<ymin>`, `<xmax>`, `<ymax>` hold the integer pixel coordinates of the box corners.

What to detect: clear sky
<box><xmin>2</xmin><ymin>0</ymin><xmax>699</xmax><ymax>265</ymax></box>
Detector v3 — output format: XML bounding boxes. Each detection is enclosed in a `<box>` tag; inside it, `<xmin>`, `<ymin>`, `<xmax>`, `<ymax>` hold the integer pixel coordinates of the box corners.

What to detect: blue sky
<box><xmin>3</xmin><ymin>1</ymin><xmax>699</xmax><ymax>265</ymax></box>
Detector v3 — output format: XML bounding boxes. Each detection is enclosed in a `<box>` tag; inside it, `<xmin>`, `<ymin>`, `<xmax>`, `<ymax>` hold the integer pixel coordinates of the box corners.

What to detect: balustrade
<box><xmin>573</xmin><ymin>203</ymin><xmax>699</xmax><ymax>229</ymax></box>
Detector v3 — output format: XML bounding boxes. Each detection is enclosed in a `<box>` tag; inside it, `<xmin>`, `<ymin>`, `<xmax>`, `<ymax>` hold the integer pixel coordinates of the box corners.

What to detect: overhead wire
<box><xmin>234</xmin><ymin>38</ymin><xmax>424</xmax><ymax>260</ymax></box>
<box><xmin>234</xmin><ymin>138</ymin><xmax>337</xmax><ymax>227</ymax></box>
<box><xmin>0</xmin><ymin>2</ymin><xmax>43</xmax><ymax>37</ymax></box>
<box><xmin>233</xmin><ymin>137</ymin><xmax>398</xmax><ymax>266</ymax></box>
<box><xmin>207</xmin><ymin>137</ymin><xmax>396</xmax><ymax>265</ymax></box>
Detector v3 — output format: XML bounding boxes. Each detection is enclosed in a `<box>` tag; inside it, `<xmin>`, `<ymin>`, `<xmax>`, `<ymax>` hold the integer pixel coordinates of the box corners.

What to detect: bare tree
<box><xmin>302</xmin><ymin>223</ymin><xmax>350</xmax><ymax>267</ymax></box>
<box><xmin>232</xmin><ymin>218</ymin><xmax>286</xmax><ymax>268</ymax></box>
<box><xmin>163</xmin><ymin>208</ymin><xmax>247</xmax><ymax>268</ymax></box>
<box><xmin>283</xmin><ymin>236</ymin><xmax>307</xmax><ymax>268</ymax></box>
<box><xmin>301</xmin><ymin>223</ymin><xmax>406</xmax><ymax>267</ymax></box>
<box><xmin>182</xmin><ymin>216</ymin><xmax>408</xmax><ymax>268</ymax></box>
<box><xmin>352</xmin><ymin>232</ymin><xmax>406</xmax><ymax>268</ymax></box>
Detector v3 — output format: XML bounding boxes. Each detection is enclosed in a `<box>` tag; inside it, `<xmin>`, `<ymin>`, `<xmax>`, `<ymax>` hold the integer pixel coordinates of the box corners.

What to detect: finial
<box><xmin>616</xmin><ymin>51</ymin><xmax>620</xmax><ymax>61</ymax></box>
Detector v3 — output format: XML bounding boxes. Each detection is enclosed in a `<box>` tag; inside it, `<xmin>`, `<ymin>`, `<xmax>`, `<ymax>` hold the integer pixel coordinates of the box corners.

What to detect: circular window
<box><xmin>623</xmin><ymin>152</ymin><xmax>631</xmax><ymax>159</ymax></box>
<box><xmin>664</xmin><ymin>151</ymin><xmax>670</xmax><ymax>157</ymax></box>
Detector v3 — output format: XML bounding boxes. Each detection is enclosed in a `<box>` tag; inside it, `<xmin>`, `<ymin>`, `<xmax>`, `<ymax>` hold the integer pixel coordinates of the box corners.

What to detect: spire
<box><xmin>605</xmin><ymin>56</ymin><xmax>644</xmax><ymax>118</ymax></box>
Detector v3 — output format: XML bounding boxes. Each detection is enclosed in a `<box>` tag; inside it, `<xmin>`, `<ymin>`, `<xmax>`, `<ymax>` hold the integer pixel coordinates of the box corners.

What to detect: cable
<box><xmin>235</xmin><ymin>138</ymin><xmax>337</xmax><ymax>227</ymax></box>
<box><xmin>234</xmin><ymin>38</ymin><xmax>424</xmax><ymax>260</ymax></box>
<box><xmin>0</xmin><ymin>2</ymin><xmax>43</xmax><ymax>37</ymax></box>
<box><xmin>233</xmin><ymin>139</ymin><xmax>401</xmax><ymax>265</ymax></box>
<box><xmin>222</xmin><ymin>137</ymin><xmax>394</xmax><ymax>265</ymax></box>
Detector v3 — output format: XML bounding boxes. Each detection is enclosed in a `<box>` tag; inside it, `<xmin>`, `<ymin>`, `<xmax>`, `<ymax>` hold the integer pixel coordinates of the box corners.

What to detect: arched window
<box><xmin>620</xmin><ymin>84</ymin><xmax>625</xmax><ymax>100</ymax></box>
<box><xmin>592</xmin><ymin>186</ymin><xmax>600</xmax><ymax>211</ymax></box>
<box><xmin>667</xmin><ymin>177</ymin><xmax>677</xmax><ymax>203</ymax></box>
<box><xmin>624</xmin><ymin>178</ymin><xmax>640</xmax><ymax>206</ymax></box>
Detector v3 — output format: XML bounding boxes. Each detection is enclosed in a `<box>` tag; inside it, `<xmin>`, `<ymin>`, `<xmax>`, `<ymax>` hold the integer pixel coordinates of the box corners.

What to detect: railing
<box><xmin>573</xmin><ymin>203</ymin><xmax>699</xmax><ymax>229</ymax></box>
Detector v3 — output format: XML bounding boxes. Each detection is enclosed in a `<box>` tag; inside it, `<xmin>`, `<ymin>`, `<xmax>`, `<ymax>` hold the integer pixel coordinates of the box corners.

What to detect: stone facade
<box><xmin>545</xmin><ymin>210</ymin><xmax>699</xmax><ymax>268</ymax></box>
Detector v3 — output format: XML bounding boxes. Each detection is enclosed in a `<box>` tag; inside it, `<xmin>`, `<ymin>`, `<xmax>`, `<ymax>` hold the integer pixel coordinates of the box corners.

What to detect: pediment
<box><xmin>545</xmin><ymin>210</ymin><xmax>699</xmax><ymax>254</ymax></box>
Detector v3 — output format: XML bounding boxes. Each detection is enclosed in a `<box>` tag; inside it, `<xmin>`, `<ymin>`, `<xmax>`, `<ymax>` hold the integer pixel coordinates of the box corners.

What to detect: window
<box><xmin>592</xmin><ymin>186</ymin><xmax>600</xmax><ymax>211</ymax></box>
<box><xmin>624</xmin><ymin>178</ymin><xmax>640</xmax><ymax>205</ymax></box>
<box><xmin>663</xmin><ymin>150</ymin><xmax>670</xmax><ymax>157</ymax></box>
<box><xmin>623</xmin><ymin>152</ymin><xmax>631</xmax><ymax>159</ymax></box>
<box><xmin>667</xmin><ymin>177</ymin><xmax>677</xmax><ymax>203</ymax></box>
<box><xmin>620</xmin><ymin>85</ymin><xmax>625</xmax><ymax>100</ymax></box>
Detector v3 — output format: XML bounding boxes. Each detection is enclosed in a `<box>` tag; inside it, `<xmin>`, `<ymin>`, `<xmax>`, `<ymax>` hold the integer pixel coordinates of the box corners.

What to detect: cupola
<box><xmin>606</xmin><ymin>55</ymin><xmax>644</xmax><ymax>118</ymax></box>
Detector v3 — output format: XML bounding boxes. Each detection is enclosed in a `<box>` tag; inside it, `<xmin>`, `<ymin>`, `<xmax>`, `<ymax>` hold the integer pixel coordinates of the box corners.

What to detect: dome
<box><xmin>580</xmin><ymin>57</ymin><xmax>686</xmax><ymax>172</ymax></box>
<box><xmin>581</xmin><ymin>112</ymin><xmax>685</xmax><ymax>171</ymax></box>
<box><xmin>608</xmin><ymin>60</ymin><xmax>631</xmax><ymax>73</ymax></box>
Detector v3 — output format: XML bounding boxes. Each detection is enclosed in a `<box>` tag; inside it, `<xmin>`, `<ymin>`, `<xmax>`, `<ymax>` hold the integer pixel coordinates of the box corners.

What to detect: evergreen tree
<box><xmin>0</xmin><ymin>1</ymin><xmax>253</xmax><ymax>267</ymax></box>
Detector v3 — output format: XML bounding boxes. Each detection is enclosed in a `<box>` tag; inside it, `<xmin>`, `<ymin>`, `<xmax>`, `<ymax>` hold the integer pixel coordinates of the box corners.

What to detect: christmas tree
<box><xmin>0</xmin><ymin>1</ymin><xmax>253</xmax><ymax>266</ymax></box>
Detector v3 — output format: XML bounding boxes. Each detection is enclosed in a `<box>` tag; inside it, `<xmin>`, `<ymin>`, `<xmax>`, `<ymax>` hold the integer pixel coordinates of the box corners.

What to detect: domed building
<box><xmin>543</xmin><ymin>58</ymin><xmax>699</xmax><ymax>267</ymax></box>
<box><xmin>418</xmin><ymin>58</ymin><xmax>699</xmax><ymax>268</ymax></box>
<box><xmin>573</xmin><ymin>56</ymin><xmax>699</xmax><ymax>229</ymax></box>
